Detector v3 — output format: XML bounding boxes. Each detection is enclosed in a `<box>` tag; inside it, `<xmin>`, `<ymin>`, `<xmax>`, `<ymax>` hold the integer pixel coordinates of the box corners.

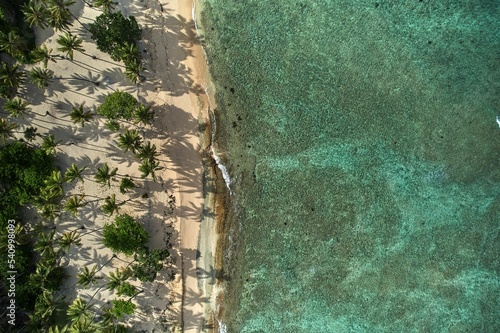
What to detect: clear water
<box><xmin>200</xmin><ymin>0</ymin><xmax>500</xmax><ymax>332</ymax></box>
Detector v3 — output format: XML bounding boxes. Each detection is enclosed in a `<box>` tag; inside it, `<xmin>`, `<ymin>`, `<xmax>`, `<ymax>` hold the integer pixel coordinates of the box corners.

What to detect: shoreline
<box><xmin>178</xmin><ymin>0</ymin><xmax>230</xmax><ymax>332</ymax></box>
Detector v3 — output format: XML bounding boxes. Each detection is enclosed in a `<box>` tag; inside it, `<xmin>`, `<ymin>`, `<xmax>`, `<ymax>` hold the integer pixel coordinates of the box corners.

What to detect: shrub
<box><xmin>102</xmin><ymin>214</ymin><xmax>148</xmax><ymax>255</ymax></box>
<box><xmin>112</xmin><ymin>299</ymin><xmax>136</xmax><ymax>318</ymax></box>
<box><xmin>88</xmin><ymin>12</ymin><xmax>141</xmax><ymax>61</ymax></box>
<box><xmin>97</xmin><ymin>91</ymin><xmax>138</xmax><ymax>122</ymax></box>
<box><xmin>132</xmin><ymin>248</ymin><xmax>169</xmax><ymax>282</ymax></box>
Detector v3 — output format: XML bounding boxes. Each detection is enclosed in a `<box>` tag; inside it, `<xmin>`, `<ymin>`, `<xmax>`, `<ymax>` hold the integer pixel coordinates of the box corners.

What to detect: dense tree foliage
<box><xmin>97</xmin><ymin>91</ymin><xmax>138</xmax><ymax>126</ymax></box>
<box><xmin>0</xmin><ymin>0</ymin><xmax>37</xmax><ymax>62</ymax></box>
<box><xmin>102</xmin><ymin>214</ymin><xmax>148</xmax><ymax>255</ymax></box>
<box><xmin>88</xmin><ymin>12</ymin><xmax>141</xmax><ymax>61</ymax></box>
<box><xmin>0</xmin><ymin>141</ymin><xmax>55</xmax><ymax>220</ymax></box>
<box><xmin>0</xmin><ymin>141</ymin><xmax>57</xmax><ymax>327</ymax></box>
<box><xmin>132</xmin><ymin>248</ymin><xmax>169</xmax><ymax>282</ymax></box>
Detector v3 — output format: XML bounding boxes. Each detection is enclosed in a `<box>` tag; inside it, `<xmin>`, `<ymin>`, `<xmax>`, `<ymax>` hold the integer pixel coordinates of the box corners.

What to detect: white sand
<box><xmin>12</xmin><ymin>0</ymin><xmax>215</xmax><ymax>331</ymax></box>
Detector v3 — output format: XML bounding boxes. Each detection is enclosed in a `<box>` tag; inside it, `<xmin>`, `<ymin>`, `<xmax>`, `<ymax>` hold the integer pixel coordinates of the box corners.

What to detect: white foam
<box><xmin>212</xmin><ymin>146</ymin><xmax>232</xmax><ymax>190</ymax></box>
<box><xmin>496</xmin><ymin>116</ymin><xmax>500</xmax><ymax>128</ymax></box>
<box><xmin>218</xmin><ymin>321</ymin><xmax>228</xmax><ymax>333</ymax></box>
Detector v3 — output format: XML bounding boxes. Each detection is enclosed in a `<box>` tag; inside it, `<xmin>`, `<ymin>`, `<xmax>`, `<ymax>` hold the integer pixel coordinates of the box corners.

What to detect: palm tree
<box><xmin>41</xmin><ymin>134</ymin><xmax>61</xmax><ymax>155</ymax></box>
<box><xmin>3</xmin><ymin>98</ymin><xmax>30</xmax><ymax>118</ymax></box>
<box><xmin>22</xmin><ymin>1</ymin><xmax>50</xmax><ymax>28</ymax></box>
<box><xmin>95</xmin><ymin>163</ymin><xmax>118</xmax><ymax>187</ymax></box>
<box><xmin>44</xmin><ymin>170</ymin><xmax>63</xmax><ymax>196</ymax></box>
<box><xmin>0</xmin><ymin>118</ymin><xmax>17</xmax><ymax>144</ymax></box>
<box><xmin>56</xmin><ymin>32</ymin><xmax>85</xmax><ymax>60</ymax></box>
<box><xmin>133</xmin><ymin>104</ymin><xmax>154</xmax><ymax>126</ymax></box>
<box><xmin>64</xmin><ymin>194</ymin><xmax>87</xmax><ymax>217</ymax></box>
<box><xmin>67</xmin><ymin>298</ymin><xmax>93</xmax><ymax>324</ymax></box>
<box><xmin>56</xmin><ymin>230</ymin><xmax>82</xmax><ymax>251</ymax></box>
<box><xmin>106</xmin><ymin>268</ymin><xmax>132</xmax><ymax>292</ymax></box>
<box><xmin>124</xmin><ymin>58</ymin><xmax>144</xmax><ymax>84</ymax></box>
<box><xmin>93</xmin><ymin>0</ymin><xmax>117</xmax><ymax>13</ymax></box>
<box><xmin>47</xmin><ymin>0</ymin><xmax>75</xmax><ymax>31</ymax></box>
<box><xmin>29</xmin><ymin>67</ymin><xmax>54</xmax><ymax>90</ymax></box>
<box><xmin>117</xmin><ymin>128</ymin><xmax>142</xmax><ymax>153</ymax></box>
<box><xmin>33</xmin><ymin>187</ymin><xmax>61</xmax><ymax>219</ymax></box>
<box><xmin>0</xmin><ymin>223</ymin><xmax>29</xmax><ymax>251</ymax></box>
<box><xmin>77</xmin><ymin>265</ymin><xmax>101</xmax><ymax>288</ymax></box>
<box><xmin>0</xmin><ymin>31</ymin><xmax>27</xmax><ymax>57</ymax></box>
<box><xmin>31</xmin><ymin>289</ymin><xmax>60</xmax><ymax>328</ymax></box>
<box><xmin>139</xmin><ymin>158</ymin><xmax>161</xmax><ymax>181</ymax></box>
<box><xmin>0</xmin><ymin>62</ymin><xmax>25</xmax><ymax>92</ymax></box>
<box><xmin>116</xmin><ymin>42</ymin><xmax>139</xmax><ymax>63</ymax></box>
<box><xmin>135</xmin><ymin>141</ymin><xmax>159</xmax><ymax>160</ymax></box>
<box><xmin>31</xmin><ymin>43</ymin><xmax>59</xmax><ymax>68</ymax></box>
<box><xmin>69</xmin><ymin>318</ymin><xmax>98</xmax><ymax>333</ymax></box>
<box><xmin>70</xmin><ymin>103</ymin><xmax>93</xmax><ymax>127</ymax></box>
<box><xmin>65</xmin><ymin>163</ymin><xmax>87</xmax><ymax>183</ymax></box>
<box><xmin>34</xmin><ymin>230</ymin><xmax>56</xmax><ymax>257</ymax></box>
<box><xmin>102</xmin><ymin>194</ymin><xmax>122</xmax><ymax>216</ymax></box>
<box><xmin>48</xmin><ymin>324</ymin><xmax>70</xmax><ymax>333</ymax></box>
<box><xmin>119</xmin><ymin>177</ymin><xmax>135</xmax><ymax>194</ymax></box>
<box><xmin>24</xmin><ymin>126</ymin><xmax>39</xmax><ymax>142</ymax></box>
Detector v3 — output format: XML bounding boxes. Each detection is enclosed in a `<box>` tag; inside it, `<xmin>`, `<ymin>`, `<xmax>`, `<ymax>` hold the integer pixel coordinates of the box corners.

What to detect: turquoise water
<box><xmin>201</xmin><ymin>1</ymin><xmax>500</xmax><ymax>332</ymax></box>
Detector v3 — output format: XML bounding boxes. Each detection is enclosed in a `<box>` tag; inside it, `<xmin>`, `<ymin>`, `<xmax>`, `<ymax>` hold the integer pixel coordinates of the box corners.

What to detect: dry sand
<box><xmin>12</xmin><ymin>0</ymin><xmax>217</xmax><ymax>331</ymax></box>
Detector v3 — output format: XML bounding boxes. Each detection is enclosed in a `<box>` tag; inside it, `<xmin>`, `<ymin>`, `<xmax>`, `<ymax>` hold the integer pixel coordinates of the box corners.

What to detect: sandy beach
<box><xmin>10</xmin><ymin>0</ymin><xmax>218</xmax><ymax>331</ymax></box>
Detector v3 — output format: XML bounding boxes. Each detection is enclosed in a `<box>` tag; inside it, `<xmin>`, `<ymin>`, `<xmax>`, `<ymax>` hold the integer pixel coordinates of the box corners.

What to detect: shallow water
<box><xmin>201</xmin><ymin>0</ymin><xmax>500</xmax><ymax>332</ymax></box>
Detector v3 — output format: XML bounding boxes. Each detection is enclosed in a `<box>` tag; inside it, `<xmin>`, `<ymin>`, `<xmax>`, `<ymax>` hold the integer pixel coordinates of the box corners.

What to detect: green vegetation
<box><xmin>132</xmin><ymin>248</ymin><xmax>169</xmax><ymax>282</ymax></box>
<box><xmin>97</xmin><ymin>91</ymin><xmax>138</xmax><ymax>129</ymax></box>
<box><xmin>102</xmin><ymin>214</ymin><xmax>148</xmax><ymax>255</ymax></box>
<box><xmin>0</xmin><ymin>141</ymin><xmax>55</xmax><ymax>210</ymax></box>
<box><xmin>88</xmin><ymin>12</ymin><xmax>141</xmax><ymax>61</ymax></box>
<box><xmin>0</xmin><ymin>1</ymin><xmax>163</xmax><ymax>330</ymax></box>
<box><xmin>0</xmin><ymin>0</ymin><xmax>36</xmax><ymax>62</ymax></box>
<box><xmin>111</xmin><ymin>299</ymin><xmax>136</xmax><ymax>318</ymax></box>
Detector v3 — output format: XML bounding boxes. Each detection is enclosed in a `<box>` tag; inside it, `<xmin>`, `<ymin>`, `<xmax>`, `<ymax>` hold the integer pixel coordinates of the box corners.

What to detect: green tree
<box><xmin>111</xmin><ymin>299</ymin><xmax>136</xmax><ymax>318</ymax></box>
<box><xmin>116</xmin><ymin>42</ymin><xmax>139</xmax><ymax>64</ymax></box>
<box><xmin>94</xmin><ymin>163</ymin><xmax>118</xmax><ymax>187</ymax></box>
<box><xmin>97</xmin><ymin>91</ymin><xmax>138</xmax><ymax>123</ymax></box>
<box><xmin>4</xmin><ymin>98</ymin><xmax>30</xmax><ymax>118</ymax></box>
<box><xmin>41</xmin><ymin>134</ymin><xmax>61</xmax><ymax>155</ymax></box>
<box><xmin>0</xmin><ymin>118</ymin><xmax>17</xmax><ymax>144</ymax></box>
<box><xmin>22</xmin><ymin>1</ymin><xmax>51</xmax><ymax>28</ymax></box>
<box><xmin>0</xmin><ymin>62</ymin><xmax>25</xmax><ymax>93</ymax></box>
<box><xmin>64</xmin><ymin>194</ymin><xmax>87</xmax><ymax>217</ymax></box>
<box><xmin>43</xmin><ymin>170</ymin><xmax>63</xmax><ymax>196</ymax></box>
<box><xmin>119</xmin><ymin>176</ymin><xmax>135</xmax><ymax>194</ymax></box>
<box><xmin>70</xmin><ymin>103</ymin><xmax>93</xmax><ymax>127</ymax></box>
<box><xmin>64</xmin><ymin>163</ymin><xmax>87</xmax><ymax>183</ymax></box>
<box><xmin>106</xmin><ymin>267</ymin><xmax>132</xmax><ymax>293</ymax></box>
<box><xmin>102</xmin><ymin>214</ymin><xmax>148</xmax><ymax>255</ymax></box>
<box><xmin>132</xmin><ymin>248</ymin><xmax>169</xmax><ymax>282</ymax></box>
<box><xmin>0</xmin><ymin>31</ymin><xmax>28</xmax><ymax>58</ymax></box>
<box><xmin>48</xmin><ymin>324</ymin><xmax>69</xmax><ymax>333</ymax></box>
<box><xmin>56</xmin><ymin>230</ymin><xmax>82</xmax><ymax>251</ymax></box>
<box><xmin>31</xmin><ymin>43</ymin><xmax>59</xmax><ymax>68</ymax></box>
<box><xmin>56</xmin><ymin>32</ymin><xmax>85</xmax><ymax>60</ymax></box>
<box><xmin>133</xmin><ymin>104</ymin><xmax>154</xmax><ymax>126</ymax></box>
<box><xmin>135</xmin><ymin>141</ymin><xmax>159</xmax><ymax>160</ymax></box>
<box><xmin>124</xmin><ymin>58</ymin><xmax>144</xmax><ymax>84</ymax></box>
<box><xmin>117</xmin><ymin>128</ymin><xmax>142</xmax><ymax>153</ymax></box>
<box><xmin>101</xmin><ymin>194</ymin><xmax>122</xmax><ymax>216</ymax></box>
<box><xmin>138</xmin><ymin>157</ymin><xmax>161</xmax><ymax>181</ymax></box>
<box><xmin>29</xmin><ymin>67</ymin><xmax>54</xmax><ymax>90</ymax></box>
<box><xmin>67</xmin><ymin>298</ymin><xmax>92</xmax><ymax>324</ymax></box>
<box><xmin>77</xmin><ymin>265</ymin><xmax>101</xmax><ymax>288</ymax></box>
<box><xmin>93</xmin><ymin>0</ymin><xmax>117</xmax><ymax>13</ymax></box>
<box><xmin>47</xmin><ymin>0</ymin><xmax>75</xmax><ymax>31</ymax></box>
<box><xmin>88</xmin><ymin>12</ymin><xmax>141</xmax><ymax>61</ymax></box>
